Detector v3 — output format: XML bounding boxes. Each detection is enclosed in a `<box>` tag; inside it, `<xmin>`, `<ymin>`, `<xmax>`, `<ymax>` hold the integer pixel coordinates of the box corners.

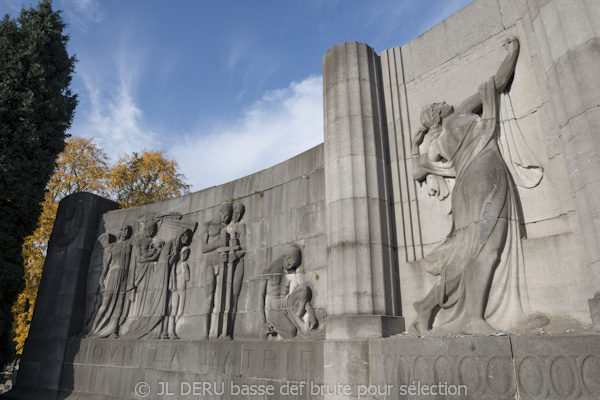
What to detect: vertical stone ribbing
<box><xmin>380</xmin><ymin>46</ymin><xmax>424</xmax><ymax>263</ymax></box>
<box><xmin>323</xmin><ymin>42</ymin><xmax>399</xmax><ymax>319</ymax></box>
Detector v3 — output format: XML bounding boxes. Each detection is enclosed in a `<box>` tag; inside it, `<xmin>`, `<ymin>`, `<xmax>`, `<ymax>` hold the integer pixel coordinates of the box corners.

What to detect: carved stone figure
<box><xmin>259</xmin><ymin>246</ymin><xmax>319</xmax><ymax>340</ymax></box>
<box><xmin>200</xmin><ymin>203</ymin><xmax>234</xmax><ymax>340</ymax></box>
<box><xmin>410</xmin><ymin>37</ymin><xmax>546</xmax><ymax>335</ymax></box>
<box><xmin>165</xmin><ymin>245</ymin><xmax>191</xmax><ymax>339</ymax></box>
<box><xmin>88</xmin><ymin>225</ymin><xmax>133</xmax><ymax>338</ymax></box>
<box><xmin>124</xmin><ymin>226</ymin><xmax>192</xmax><ymax>339</ymax></box>
<box><xmin>224</xmin><ymin>202</ymin><xmax>246</xmax><ymax>338</ymax></box>
<box><xmin>80</xmin><ymin>232</ymin><xmax>115</xmax><ymax>337</ymax></box>
<box><xmin>125</xmin><ymin>220</ymin><xmax>163</xmax><ymax>316</ymax></box>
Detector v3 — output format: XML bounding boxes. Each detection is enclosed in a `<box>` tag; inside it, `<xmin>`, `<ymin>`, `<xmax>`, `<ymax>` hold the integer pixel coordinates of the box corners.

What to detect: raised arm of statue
<box><xmin>494</xmin><ymin>37</ymin><xmax>520</xmax><ymax>92</ymax></box>
<box><xmin>456</xmin><ymin>37</ymin><xmax>520</xmax><ymax>114</ymax></box>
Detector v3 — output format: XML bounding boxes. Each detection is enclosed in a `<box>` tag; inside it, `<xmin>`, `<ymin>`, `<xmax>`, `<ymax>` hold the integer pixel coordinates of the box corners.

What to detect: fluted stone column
<box><xmin>323</xmin><ymin>42</ymin><xmax>403</xmax><ymax>339</ymax></box>
<box><xmin>526</xmin><ymin>0</ymin><xmax>600</xmax><ymax>327</ymax></box>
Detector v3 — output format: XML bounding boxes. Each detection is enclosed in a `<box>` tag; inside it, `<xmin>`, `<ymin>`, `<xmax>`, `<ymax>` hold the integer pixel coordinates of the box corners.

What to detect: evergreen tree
<box><xmin>0</xmin><ymin>0</ymin><xmax>76</xmax><ymax>364</ymax></box>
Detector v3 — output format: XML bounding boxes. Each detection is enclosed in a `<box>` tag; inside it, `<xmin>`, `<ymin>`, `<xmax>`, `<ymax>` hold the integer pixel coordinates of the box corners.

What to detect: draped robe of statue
<box><xmin>89</xmin><ymin>239</ymin><xmax>132</xmax><ymax>337</ymax></box>
<box><xmin>124</xmin><ymin>233</ymin><xmax>182</xmax><ymax>338</ymax></box>
<box><xmin>419</xmin><ymin>77</ymin><xmax>531</xmax><ymax>331</ymax></box>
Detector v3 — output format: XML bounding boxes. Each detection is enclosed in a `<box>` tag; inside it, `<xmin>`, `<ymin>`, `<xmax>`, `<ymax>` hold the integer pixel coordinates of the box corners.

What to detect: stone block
<box><xmin>589</xmin><ymin>297</ymin><xmax>600</xmax><ymax>328</ymax></box>
<box><xmin>406</xmin><ymin>0</ymin><xmax>503</xmax><ymax>79</ymax></box>
<box><xmin>498</xmin><ymin>0</ymin><xmax>528</xmax><ymax>28</ymax></box>
<box><xmin>326</xmin><ymin>315</ymin><xmax>404</xmax><ymax>339</ymax></box>
<box><xmin>511</xmin><ymin>335</ymin><xmax>600</xmax><ymax>399</ymax></box>
<box><xmin>370</xmin><ymin>336</ymin><xmax>514</xmax><ymax>400</ymax></box>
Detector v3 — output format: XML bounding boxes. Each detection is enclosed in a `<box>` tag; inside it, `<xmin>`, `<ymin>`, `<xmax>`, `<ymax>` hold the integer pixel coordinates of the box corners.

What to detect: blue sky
<box><xmin>2</xmin><ymin>0</ymin><xmax>474</xmax><ymax>191</ymax></box>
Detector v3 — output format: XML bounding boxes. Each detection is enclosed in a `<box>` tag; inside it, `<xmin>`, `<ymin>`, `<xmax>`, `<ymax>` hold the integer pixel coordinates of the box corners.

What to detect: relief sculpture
<box><xmin>80</xmin><ymin>232</ymin><xmax>115</xmax><ymax>337</ymax></box>
<box><xmin>259</xmin><ymin>245</ymin><xmax>323</xmax><ymax>340</ymax></box>
<box><xmin>200</xmin><ymin>202</ymin><xmax>245</xmax><ymax>340</ymax></box>
<box><xmin>88</xmin><ymin>225</ymin><xmax>133</xmax><ymax>338</ymax></box>
<box><xmin>81</xmin><ymin>214</ymin><xmax>196</xmax><ymax>340</ymax></box>
<box><xmin>227</xmin><ymin>202</ymin><xmax>246</xmax><ymax>334</ymax></box>
<box><xmin>124</xmin><ymin>221</ymin><xmax>194</xmax><ymax>339</ymax></box>
<box><xmin>166</xmin><ymin>245</ymin><xmax>190</xmax><ymax>339</ymax></box>
<box><xmin>410</xmin><ymin>37</ymin><xmax>547</xmax><ymax>335</ymax></box>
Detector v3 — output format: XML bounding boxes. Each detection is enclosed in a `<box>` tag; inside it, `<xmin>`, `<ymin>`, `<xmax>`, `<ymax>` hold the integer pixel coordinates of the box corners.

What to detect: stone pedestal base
<box><xmin>3</xmin><ymin>335</ymin><xmax>600</xmax><ymax>399</ymax></box>
<box><xmin>325</xmin><ymin>315</ymin><xmax>405</xmax><ymax>339</ymax></box>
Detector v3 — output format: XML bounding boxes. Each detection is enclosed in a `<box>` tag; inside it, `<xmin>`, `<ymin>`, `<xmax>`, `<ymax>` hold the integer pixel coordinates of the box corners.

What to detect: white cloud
<box><xmin>170</xmin><ymin>75</ymin><xmax>324</xmax><ymax>191</ymax></box>
<box><xmin>59</xmin><ymin>0</ymin><xmax>104</xmax><ymax>31</ymax></box>
<box><xmin>71</xmin><ymin>49</ymin><xmax>159</xmax><ymax>161</ymax></box>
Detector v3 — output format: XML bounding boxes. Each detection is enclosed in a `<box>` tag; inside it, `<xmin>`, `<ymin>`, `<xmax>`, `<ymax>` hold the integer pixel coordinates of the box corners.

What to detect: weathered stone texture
<box><xmin>323</xmin><ymin>42</ymin><xmax>401</xmax><ymax>328</ymax></box>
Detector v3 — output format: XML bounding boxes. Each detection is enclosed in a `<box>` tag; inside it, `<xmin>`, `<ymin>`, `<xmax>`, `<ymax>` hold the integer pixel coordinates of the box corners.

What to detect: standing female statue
<box><xmin>88</xmin><ymin>225</ymin><xmax>132</xmax><ymax>338</ymax></box>
<box><xmin>411</xmin><ymin>37</ymin><xmax>545</xmax><ymax>335</ymax></box>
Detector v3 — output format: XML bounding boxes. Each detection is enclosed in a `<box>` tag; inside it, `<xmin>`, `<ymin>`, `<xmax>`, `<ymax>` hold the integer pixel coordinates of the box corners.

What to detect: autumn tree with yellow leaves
<box><xmin>110</xmin><ymin>150</ymin><xmax>190</xmax><ymax>208</ymax></box>
<box><xmin>12</xmin><ymin>138</ymin><xmax>190</xmax><ymax>354</ymax></box>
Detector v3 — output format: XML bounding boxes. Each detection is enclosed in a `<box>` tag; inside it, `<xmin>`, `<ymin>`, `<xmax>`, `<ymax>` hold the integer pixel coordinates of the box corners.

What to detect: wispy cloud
<box><xmin>59</xmin><ymin>0</ymin><xmax>104</xmax><ymax>32</ymax></box>
<box><xmin>71</xmin><ymin>42</ymin><xmax>158</xmax><ymax>161</ymax></box>
<box><xmin>74</xmin><ymin>72</ymin><xmax>159</xmax><ymax>162</ymax></box>
<box><xmin>170</xmin><ymin>75</ymin><xmax>324</xmax><ymax>190</ymax></box>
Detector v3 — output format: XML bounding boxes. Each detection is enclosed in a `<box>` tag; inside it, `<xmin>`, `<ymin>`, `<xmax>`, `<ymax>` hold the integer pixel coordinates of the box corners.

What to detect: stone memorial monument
<box><xmin>3</xmin><ymin>0</ymin><xmax>600</xmax><ymax>399</ymax></box>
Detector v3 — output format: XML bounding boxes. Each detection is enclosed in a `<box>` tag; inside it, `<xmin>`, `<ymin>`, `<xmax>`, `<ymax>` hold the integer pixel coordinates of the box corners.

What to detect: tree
<box><xmin>12</xmin><ymin>137</ymin><xmax>110</xmax><ymax>354</ymax></box>
<box><xmin>110</xmin><ymin>150</ymin><xmax>191</xmax><ymax>208</ymax></box>
<box><xmin>0</xmin><ymin>0</ymin><xmax>77</xmax><ymax>364</ymax></box>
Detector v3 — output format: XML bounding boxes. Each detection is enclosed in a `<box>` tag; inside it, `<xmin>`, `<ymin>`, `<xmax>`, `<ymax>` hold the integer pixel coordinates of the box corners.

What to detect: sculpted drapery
<box><xmin>411</xmin><ymin>37</ymin><xmax>546</xmax><ymax>335</ymax></box>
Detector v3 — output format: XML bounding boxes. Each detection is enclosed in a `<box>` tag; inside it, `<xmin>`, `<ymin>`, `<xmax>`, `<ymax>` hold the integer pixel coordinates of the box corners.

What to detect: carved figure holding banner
<box><xmin>411</xmin><ymin>37</ymin><xmax>546</xmax><ymax>335</ymax></box>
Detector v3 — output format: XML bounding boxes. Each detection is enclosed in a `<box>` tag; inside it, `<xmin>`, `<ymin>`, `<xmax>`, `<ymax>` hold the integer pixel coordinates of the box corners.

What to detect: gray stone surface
<box><xmin>60</xmin><ymin>339</ymin><xmax>324</xmax><ymax>399</ymax></box>
<box><xmin>526</xmin><ymin>0</ymin><xmax>600</xmax><ymax>315</ymax></box>
<box><xmin>322</xmin><ymin>41</ymin><xmax>401</xmax><ymax>323</ymax></box>
<box><xmin>325</xmin><ymin>315</ymin><xmax>404</xmax><ymax>340</ymax></box>
<box><xmin>589</xmin><ymin>297</ymin><xmax>600</xmax><ymax>329</ymax></box>
<box><xmin>370</xmin><ymin>336</ymin><xmax>514</xmax><ymax>400</ymax></box>
<box><xmin>511</xmin><ymin>335</ymin><xmax>600</xmax><ymax>399</ymax></box>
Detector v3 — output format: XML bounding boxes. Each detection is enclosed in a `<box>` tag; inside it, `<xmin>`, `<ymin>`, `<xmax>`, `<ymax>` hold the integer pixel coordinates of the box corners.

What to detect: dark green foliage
<box><xmin>0</xmin><ymin>0</ymin><xmax>76</xmax><ymax>365</ymax></box>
